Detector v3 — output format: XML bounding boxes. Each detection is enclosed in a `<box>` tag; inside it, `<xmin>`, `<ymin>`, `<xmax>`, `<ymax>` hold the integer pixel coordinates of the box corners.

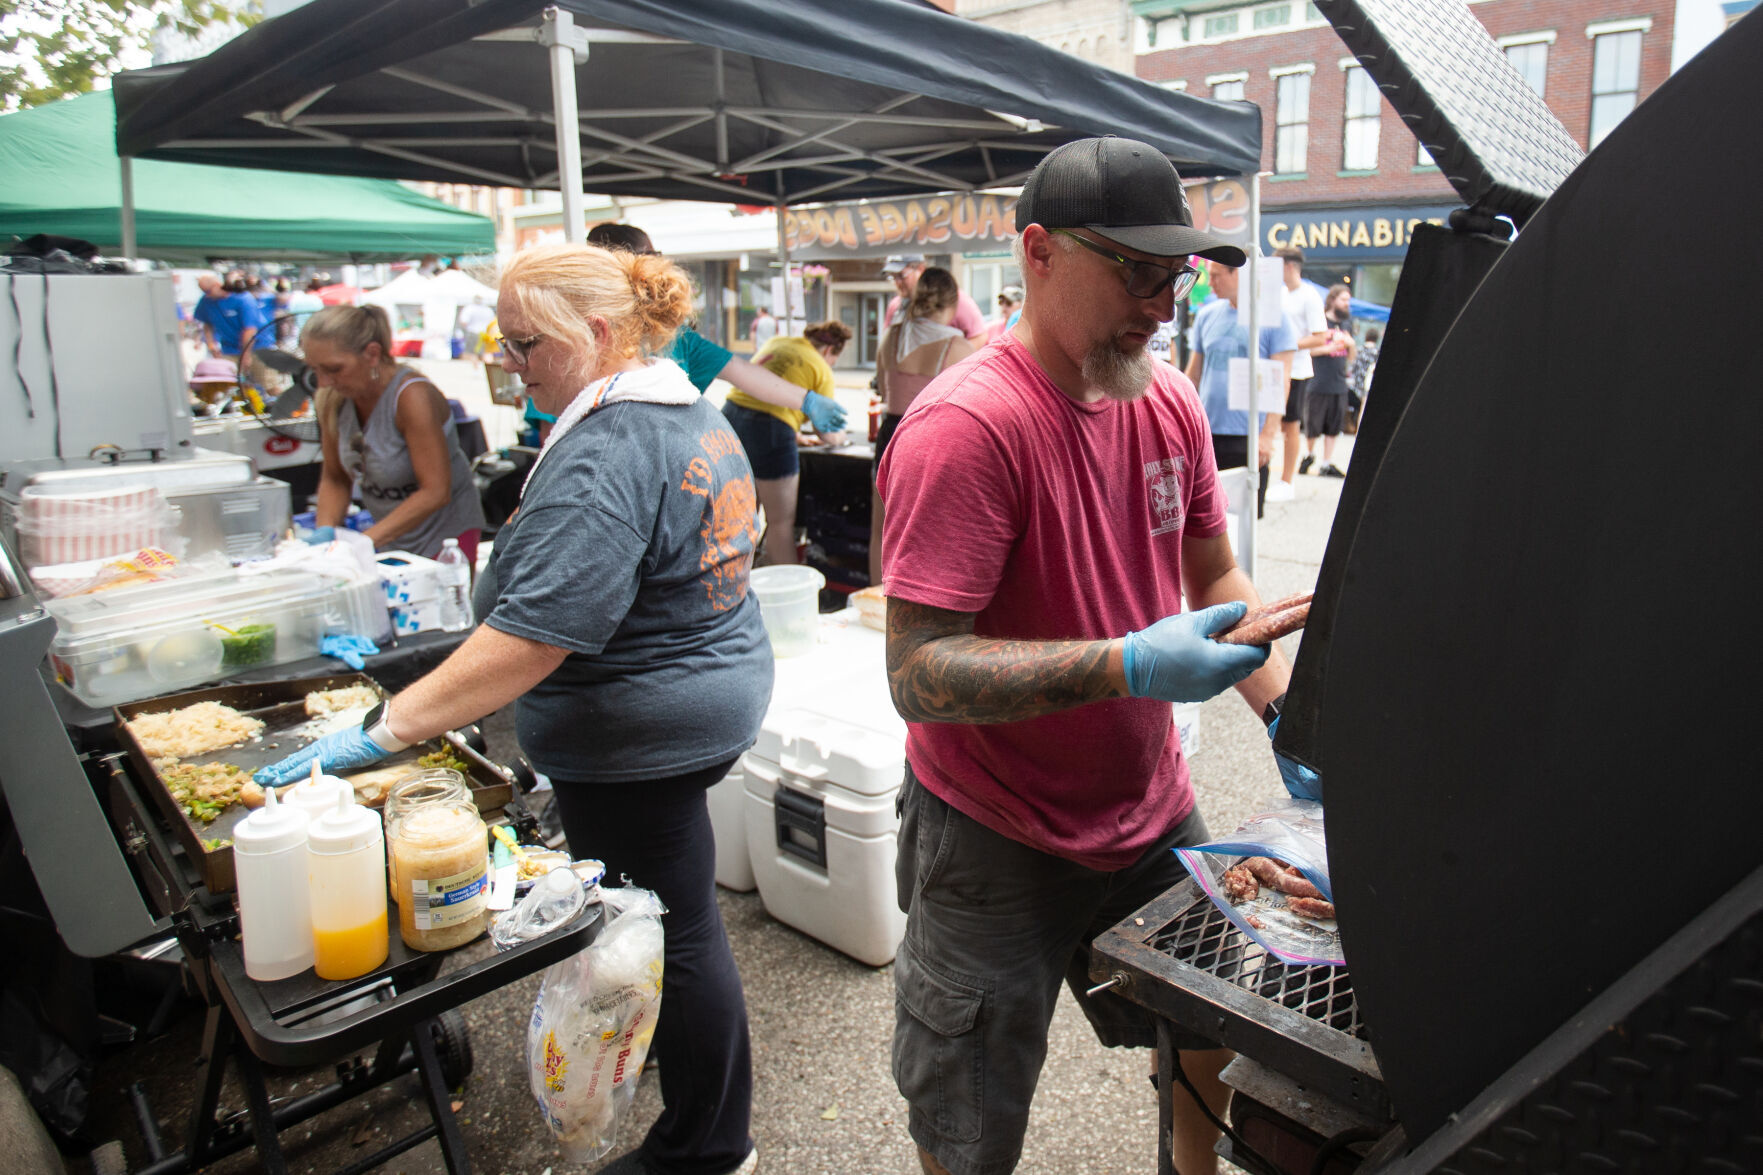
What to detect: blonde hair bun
<box><xmin>499</xmin><ymin>244</ymin><xmax>696</xmax><ymax>374</ymax></box>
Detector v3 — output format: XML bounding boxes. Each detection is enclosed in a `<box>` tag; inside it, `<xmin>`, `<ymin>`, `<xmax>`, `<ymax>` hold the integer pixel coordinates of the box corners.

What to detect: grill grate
<box><xmin>1149</xmin><ymin>895</ymin><xmax>1368</xmax><ymax>1040</ymax></box>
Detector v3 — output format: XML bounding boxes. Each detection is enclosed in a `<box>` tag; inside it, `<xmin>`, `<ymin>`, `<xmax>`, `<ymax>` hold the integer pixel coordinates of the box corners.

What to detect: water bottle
<box><xmin>436</xmin><ymin>537</ymin><xmax>473</xmax><ymax>633</ymax></box>
<box><xmin>232</xmin><ymin>786</ymin><xmax>314</xmax><ymax>981</ymax></box>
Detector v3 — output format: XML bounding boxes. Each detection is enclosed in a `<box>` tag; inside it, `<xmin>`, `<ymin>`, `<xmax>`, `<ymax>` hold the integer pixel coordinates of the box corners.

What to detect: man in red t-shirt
<box><xmin>878</xmin><ymin>137</ymin><xmax>1316</xmax><ymax>1175</ymax></box>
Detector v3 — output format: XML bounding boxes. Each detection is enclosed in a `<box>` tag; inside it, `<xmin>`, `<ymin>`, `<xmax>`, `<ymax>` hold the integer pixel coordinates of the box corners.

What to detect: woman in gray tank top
<box><xmin>303</xmin><ymin>304</ymin><xmax>485</xmax><ymax>560</ymax></box>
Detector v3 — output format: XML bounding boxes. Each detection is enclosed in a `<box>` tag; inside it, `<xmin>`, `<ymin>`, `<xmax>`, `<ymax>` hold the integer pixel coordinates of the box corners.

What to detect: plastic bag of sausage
<box><xmin>1173</xmin><ymin>797</ymin><xmax>1342</xmax><ymax>966</ymax></box>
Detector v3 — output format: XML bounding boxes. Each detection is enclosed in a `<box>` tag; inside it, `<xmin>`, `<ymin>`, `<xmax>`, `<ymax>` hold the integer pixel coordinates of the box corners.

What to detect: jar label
<box><xmin>409</xmin><ymin>862</ymin><xmax>490</xmax><ymax>929</ymax></box>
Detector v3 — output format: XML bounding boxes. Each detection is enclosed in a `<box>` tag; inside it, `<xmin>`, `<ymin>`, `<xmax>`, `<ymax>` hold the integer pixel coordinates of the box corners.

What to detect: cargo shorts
<box><xmin>891</xmin><ymin>767</ymin><xmax>1216</xmax><ymax>1175</ymax></box>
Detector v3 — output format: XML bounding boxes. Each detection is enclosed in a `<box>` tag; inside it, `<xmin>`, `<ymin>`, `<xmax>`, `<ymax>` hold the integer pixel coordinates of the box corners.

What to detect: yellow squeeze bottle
<box><xmin>306</xmin><ymin>791</ymin><xmax>389</xmax><ymax>981</ymax></box>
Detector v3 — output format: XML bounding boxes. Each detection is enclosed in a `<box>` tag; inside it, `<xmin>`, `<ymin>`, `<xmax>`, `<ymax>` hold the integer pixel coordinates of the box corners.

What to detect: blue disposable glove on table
<box><xmin>802</xmin><ymin>390</ymin><xmax>847</xmax><ymax>433</ymax></box>
<box><xmin>302</xmin><ymin>526</ymin><xmax>337</xmax><ymax>544</ymax></box>
<box><xmin>1269</xmin><ymin>716</ymin><xmax>1323</xmax><ymax>801</ymax></box>
<box><xmin>254</xmin><ymin>725</ymin><xmax>392</xmax><ymax>786</ymax></box>
<box><xmin>1122</xmin><ymin>602</ymin><xmax>1270</xmax><ymax>703</ymax></box>
<box><xmin>320</xmin><ymin>633</ymin><xmax>381</xmax><ymax>671</ymax></box>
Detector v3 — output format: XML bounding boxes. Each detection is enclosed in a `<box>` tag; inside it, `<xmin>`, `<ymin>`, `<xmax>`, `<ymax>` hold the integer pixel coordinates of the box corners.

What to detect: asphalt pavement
<box><xmin>71</xmin><ymin>365</ymin><xmax>1356</xmax><ymax>1175</ymax></box>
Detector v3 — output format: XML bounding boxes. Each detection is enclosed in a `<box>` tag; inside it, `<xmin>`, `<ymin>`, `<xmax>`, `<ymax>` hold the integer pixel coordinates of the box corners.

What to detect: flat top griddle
<box><xmin>114</xmin><ymin>672</ymin><xmax>511</xmax><ymax>893</ymax></box>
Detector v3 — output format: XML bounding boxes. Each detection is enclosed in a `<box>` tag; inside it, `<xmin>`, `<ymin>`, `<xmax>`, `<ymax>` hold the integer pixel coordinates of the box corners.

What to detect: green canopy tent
<box><xmin>0</xmin><ymin>91</ymin><xmax>495</xmax><ymax>262</ymax></box>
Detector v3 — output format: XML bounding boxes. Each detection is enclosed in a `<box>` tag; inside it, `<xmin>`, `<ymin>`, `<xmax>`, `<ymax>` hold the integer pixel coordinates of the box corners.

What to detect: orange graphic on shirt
<box><xmin>680</xmin><ymin>457</ymin><xmax>758</xmax><ymax>611</ymax></box>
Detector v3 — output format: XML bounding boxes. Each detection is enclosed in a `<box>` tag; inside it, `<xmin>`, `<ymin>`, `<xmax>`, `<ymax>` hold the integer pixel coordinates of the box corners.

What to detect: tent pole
<box><xmin>774</xmin><ymin>201</ymin><xmax>793</xmax><ymax>335</ymax></box>
<box><xmin>541</xmin><ymin>7</ymin><xmax>588</xmax><ymax>244</ymax></box>
<box><xmin>1241</xmin><ymin>171</ymin><xmax>1262</xmax><ymax>581</ymax></box>
<box><xmin>119</xmin><ymin>155</ymin><xmax>137</xmax><ymax>261</ymax></box>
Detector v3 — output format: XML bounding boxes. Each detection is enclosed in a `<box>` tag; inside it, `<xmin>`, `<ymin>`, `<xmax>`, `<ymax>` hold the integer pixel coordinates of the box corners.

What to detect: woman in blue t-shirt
<box><xmin>256</xmin><ymin>244</ymin><xmax>771</xmax><ymax>1175</ymax></box>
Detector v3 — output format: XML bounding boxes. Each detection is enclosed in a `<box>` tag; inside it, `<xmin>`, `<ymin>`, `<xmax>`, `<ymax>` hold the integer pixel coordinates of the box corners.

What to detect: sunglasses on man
<box><xmin>1053</xmin><ymin>229</ymin><xmax>1198</xmax><ymax>300</ymax></box>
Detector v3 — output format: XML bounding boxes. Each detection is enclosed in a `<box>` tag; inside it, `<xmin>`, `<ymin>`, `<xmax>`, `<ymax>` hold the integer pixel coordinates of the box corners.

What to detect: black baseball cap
<box><xmin>1015</xmin><ymin>136</ymin><xmax>1247</xmax><ymax>266</ymax></box>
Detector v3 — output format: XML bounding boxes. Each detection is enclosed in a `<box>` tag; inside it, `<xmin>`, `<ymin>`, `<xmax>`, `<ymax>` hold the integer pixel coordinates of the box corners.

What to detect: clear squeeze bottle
<box><xmin>232</xmin><ymin>785</ymin><xmax>314</xmax><ymax>981</ymax></box>
<box><xmin>284</xmin><ymin>761</ymin><xmax>352</xmax><ymax>821</ymax></box>
<box><xmin>306</xmin><ymin>791</ymin><xmax>390</xmax><ymax>981</ymax></box>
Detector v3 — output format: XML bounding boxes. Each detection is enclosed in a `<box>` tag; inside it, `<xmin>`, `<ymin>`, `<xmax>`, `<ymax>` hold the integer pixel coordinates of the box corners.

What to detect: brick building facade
<box><xmin>956</xmin><ymin>0</ymin><xmax>1138</xmax><ymax>72</ymax></box>
<box><xmin>1134</xmin><ymin>0</ymin><xmax>1675</xmax><ymax>299</ymax></box>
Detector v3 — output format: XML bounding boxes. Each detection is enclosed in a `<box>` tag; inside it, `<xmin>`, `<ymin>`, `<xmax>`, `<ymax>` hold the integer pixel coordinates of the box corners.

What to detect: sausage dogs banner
<box><xmin>779</xmin><ymin>179</ymin><xmax>1257</xmax><ymax>260</ymax></box>
<box><xmin>780</xmin><ymin>193</ymin><xmax>1020</xmax><ymax>259</ymax></box>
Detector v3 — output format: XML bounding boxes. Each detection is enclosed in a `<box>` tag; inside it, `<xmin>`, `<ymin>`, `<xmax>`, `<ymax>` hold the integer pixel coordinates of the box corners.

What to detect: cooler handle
<box><xmin>773</xmin><ymin>786</ymin><xmax>827</xmax><ymax>870</ymax></box>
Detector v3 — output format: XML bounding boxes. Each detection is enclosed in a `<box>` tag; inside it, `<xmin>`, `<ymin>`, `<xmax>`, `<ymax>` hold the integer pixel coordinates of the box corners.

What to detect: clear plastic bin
<box><xmin>47</xmin><ymin>568</ymin><xmax>361</xmax><ymax>707</ymax></box>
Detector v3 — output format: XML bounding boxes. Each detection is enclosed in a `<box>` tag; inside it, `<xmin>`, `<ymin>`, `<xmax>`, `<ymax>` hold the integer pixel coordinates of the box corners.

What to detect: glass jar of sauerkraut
<box><xmin>390</xmin><ymin>797</ymin><xmax>489</xmax><ymax>951</ymax></box>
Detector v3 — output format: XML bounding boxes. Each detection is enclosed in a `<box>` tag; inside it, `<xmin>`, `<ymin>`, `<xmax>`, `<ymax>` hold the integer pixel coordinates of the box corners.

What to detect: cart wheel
<box><xmin>89</xmin><ymin>1139</ymin><xmax>128</xmax><ymax>1175</ymax></box>
<box><xmin>430</xmin><ymin>1009</ymin><xmax>474</xmax><ymax>1088</ymax></box>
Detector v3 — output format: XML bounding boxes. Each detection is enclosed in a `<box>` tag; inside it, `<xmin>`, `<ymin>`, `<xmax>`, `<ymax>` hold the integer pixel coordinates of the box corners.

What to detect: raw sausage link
<box><xmin>1243</xmin><ymin>591</ymin><xmax>1312</xmax><ymax>624</ymax></box>
<box><xmin>1287</xmin><ymin>896</ymin><xmax>1337</xmax><ymax>921</ymax></box>
<box><xmin>1243</xmin><ymin>856</ymin><xmax>1323</xmax><ymax>899</ymax></box>
<box><xmin>1215</xmin><ymin>602</ymin><xmax>1310</xmax><ymax>647</ymax></box>
<box><xmin>1221</xmin><ymin>865</ymin><xmax>1259</xmax><ymax>903</ymax></box>
<box><xmin>1215</xmin><ymin>591</ymin><xmax>1313</xmax><ymax>644</ymax></box>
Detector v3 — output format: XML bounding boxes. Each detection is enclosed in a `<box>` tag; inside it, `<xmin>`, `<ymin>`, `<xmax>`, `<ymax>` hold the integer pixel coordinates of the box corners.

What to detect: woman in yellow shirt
<box><xmin>721</xmin><ymin>320</ymin><xmax>852</xmax><ymax>565</ymax></box>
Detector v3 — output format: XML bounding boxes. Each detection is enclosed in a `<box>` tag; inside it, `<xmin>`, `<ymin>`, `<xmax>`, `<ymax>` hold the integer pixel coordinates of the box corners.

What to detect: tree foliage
<box><xmin>1</xmin><ymin>0</ymin><xmax>258</xmax><ymax>111</ymax></box>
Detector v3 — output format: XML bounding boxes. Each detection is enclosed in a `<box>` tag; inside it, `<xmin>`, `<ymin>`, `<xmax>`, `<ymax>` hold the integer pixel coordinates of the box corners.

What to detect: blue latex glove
<box><xmin>320</xmin><ymin>633</ymin><xmax>380</xmax><ymax>671</ymax></box>
<box><xmin>1122</xmin><ymin>602</ymin><xmax>1270</xmax><ymax>703</ymax></box>
<box><xmin>802</xmin><ymin>390</ymin><xmax>847</xmax><ymax>434</ymax></box>
<box><xmin>1269</xmin><ymin>716</ymin><xmax>1323</xmax><ymax>801</ymax></box>
<box><xmin>254</xmin><ymin>725</ymin><xmax>392</xmax><ymax>785</ymax></box>
<box><xmin>302</xmin><ymin>525</ymin><xmax>337</xmax><ymax>544</ymax></box>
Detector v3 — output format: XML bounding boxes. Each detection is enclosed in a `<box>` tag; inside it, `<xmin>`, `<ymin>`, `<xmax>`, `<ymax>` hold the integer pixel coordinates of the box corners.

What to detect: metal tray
<box><xmin>114</xmin><ymin>672</ymin><xmax>513</xmax><ymax>894</ymax></box>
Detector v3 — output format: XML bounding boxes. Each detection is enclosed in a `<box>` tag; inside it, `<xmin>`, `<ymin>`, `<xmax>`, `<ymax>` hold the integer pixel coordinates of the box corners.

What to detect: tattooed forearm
<box><xmin>886</xmin><ymin>598</ymin><xmax>1125</xmax><ymax>724</ymax></box>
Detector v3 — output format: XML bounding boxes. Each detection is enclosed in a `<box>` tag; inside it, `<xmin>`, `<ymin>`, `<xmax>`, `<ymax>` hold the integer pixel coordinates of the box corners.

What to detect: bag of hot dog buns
<box><xmin>1173</xmin><ymin>797</ymin><xmax>1342</xmax><ymax>966</ymax></box>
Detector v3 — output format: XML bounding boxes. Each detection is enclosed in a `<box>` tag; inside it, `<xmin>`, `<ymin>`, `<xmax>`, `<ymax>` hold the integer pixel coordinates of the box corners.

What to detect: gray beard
<box><xmin>1083</xmin><ymin>338</ymin><xmax>1153</xmax><ymax>402</ymax></box>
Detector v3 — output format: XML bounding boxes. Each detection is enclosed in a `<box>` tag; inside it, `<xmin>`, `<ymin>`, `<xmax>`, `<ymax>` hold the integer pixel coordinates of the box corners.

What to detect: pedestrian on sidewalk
<box><xmin>1185</xmin><ymin>261</ymin><xmax>1297</xmax><ymax>518</ymax></box>
<box><xmin>1301</xmin><ymin>284</ymin><xmax>1356</xmax><ymax>477</ymax></box>
<box><xmin>1269</xmin><ymin>247</ymin><xmax>1328</xmax><ymax>501</ymax></box>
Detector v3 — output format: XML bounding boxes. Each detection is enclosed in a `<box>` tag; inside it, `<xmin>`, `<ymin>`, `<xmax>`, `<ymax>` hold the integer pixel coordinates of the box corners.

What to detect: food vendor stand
<box><xmin>0</xmin><ymin>519</ymin><xmax>593</xmax><ymax>1175</ymax></box>
<box><xmin>1086</xmin><ymin>3</ymin><xmax>1763</xmax><ymax>1172</ymax></box>
<box><xmin>48</xmin><ymin>0</ymin><xmax>1270</xmax><ymax>1167</ymax></box>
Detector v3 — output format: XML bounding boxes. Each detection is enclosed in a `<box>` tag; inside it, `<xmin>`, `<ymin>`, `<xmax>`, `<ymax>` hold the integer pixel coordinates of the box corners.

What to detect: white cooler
<box><xmin>711</xmin><ymin>608</ymin><xmax>897</xmax><ymax>893</ymax></box>
<box><xmin>708</xmin><ymin>761</ymin><xmax>757</xmax><ymax>891</ymax></box>
<box><xmin>742</xmin><ymin>707</ymin><xmax>907</xmax><ymax>966</ymax></box>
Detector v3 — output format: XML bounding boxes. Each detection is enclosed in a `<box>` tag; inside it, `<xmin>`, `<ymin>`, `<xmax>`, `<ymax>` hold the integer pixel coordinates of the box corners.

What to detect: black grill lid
<box><xmin>1316</xmin><ymin>0</ymin><xmax>1583</xmax><ymax>226</ymax></box>
<box><xmin>1310</xmin><ymin>9</ymin><xmax>1763</xmax><ymax>1143</ymax></box>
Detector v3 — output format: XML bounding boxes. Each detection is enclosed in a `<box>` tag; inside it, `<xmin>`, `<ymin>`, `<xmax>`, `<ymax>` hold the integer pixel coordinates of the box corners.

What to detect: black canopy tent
<box><xmin>112</xmin><ymin>0</ymin><xmax>1260</xmax><ymax>251</ymax></box>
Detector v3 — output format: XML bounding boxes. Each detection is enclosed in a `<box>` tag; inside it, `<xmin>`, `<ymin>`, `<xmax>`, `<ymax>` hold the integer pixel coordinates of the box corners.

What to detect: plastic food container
<box><xmin>749</xmin><ymin>565</ymin><xmax>825</xmax><ymax>658</ymax></box>
<box><xmin>45</xmin><ymin>568</ymin><xmax>356</xmax><ymax>706</ymax></box>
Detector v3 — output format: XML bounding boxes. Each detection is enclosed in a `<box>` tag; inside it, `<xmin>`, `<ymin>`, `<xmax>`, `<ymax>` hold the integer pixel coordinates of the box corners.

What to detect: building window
<box><xmin>1254</xmin><ymin>4</ymin><xmax>1292</xmax><ymax>29</ymax></box>
<box><xmin>1275</xmin><ymin>71</ymin><xmax>1310</xmax><ymax>174</ymax></box>
<box><xmin>1589</xmin><ymin>29</ymin><xmax>1642</xmax><ymax>146</ymax></box>
<box><xmin>1505</xmin><ymin>41</ymin><xmax>1548</xmax><ymax>97</ymax></box>
<box><xmin>1203</xmin><ymin>12</ymin><xmax>1239</xmax><ymax>38</ymax></box>
<box><xmin>1342</xmin><ymin>65</ymin><xmax>1380</xmax><ymax>170</ymax></box>
<box><xmin>1213</xmin><ymin>78</ymin><xmax>1245</xmax><ymax>101</ymax></box>
<box><xmin>1417</xmin><ymin>141</ymin><xmax>1434</xmax><ymax>167</ymax></box>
